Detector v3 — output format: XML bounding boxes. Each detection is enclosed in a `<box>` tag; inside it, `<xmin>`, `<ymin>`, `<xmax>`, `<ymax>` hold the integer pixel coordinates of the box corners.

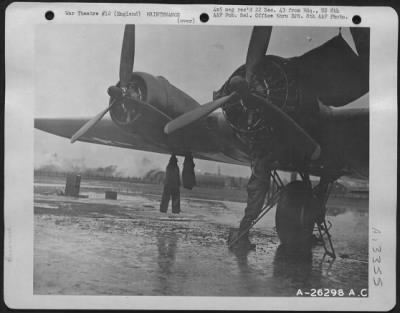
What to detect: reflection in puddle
<box><xmin>232</xmin><ymin>249</ymin><xmax>252</xmax><ymax>273</ymax></box>
<box><xmin>34</xmin><ymin>179</ymin><xmax>369</xmax><ymax>296</ymax></box>
<box><xmin>327</xmin><ymin>206</ymin><xmax>369</xmax><ymax>217</ymax></box>
<box><xmin>273</xmin><ymin>245</ymin><xmax>315</xmax><ymax>285</ymax></box>
<box><xmin>157</xmin><ymin>232</ymin><xmax>178</xmax><ymax>272</ymax></box>
<box><xmin>230</xmin><ymin>248</ymin><xmax>262</xmax><ymax>295</ymax></box>
<box><xmin>156</xmin><ymin>232</ymin><xmax>178</xmax><ymax>294</ymax></box>
<box><xmin>229</xmin><ymin>244</ymin><xmax>332</xmax><ymax>295</ymax></box>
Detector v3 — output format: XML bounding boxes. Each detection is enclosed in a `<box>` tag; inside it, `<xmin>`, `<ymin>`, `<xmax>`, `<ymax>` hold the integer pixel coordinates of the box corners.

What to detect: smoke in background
<box><xmin>34</xmin><ymin>153</ymin><xmax>161</xmax><ymax>178</ymax></box>
<box><xmin>117</xmin><ymin>156</ymin><xmax>163</xmax><ymax>177</ymax></box>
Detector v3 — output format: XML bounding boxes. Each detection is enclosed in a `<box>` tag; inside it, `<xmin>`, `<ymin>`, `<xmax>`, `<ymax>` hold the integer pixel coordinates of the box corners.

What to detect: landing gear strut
<box><xmin>228</xmin><ymin>170</ymin><xmax>336</xmax><ymax>258</ymax></box>
<box><xmin>312</xmin><ymin>181</ymin><xmax>336</xmax><ymax>258</ymax></box>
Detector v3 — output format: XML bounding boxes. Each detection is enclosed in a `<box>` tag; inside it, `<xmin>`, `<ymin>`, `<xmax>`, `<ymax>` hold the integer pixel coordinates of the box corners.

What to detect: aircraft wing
<box><xmin>35</xmin><ymin>118</ymin><xmax>170</xmax><ymax>153</ymax></box>
<box><xmin>293</xmin><ymin>29</ymin><xmax>369</xmax><ymax>107</ymax></box>
<box><xmin>34</xmin><ymin>117</ymin><xmax>249</xmax><ymax>166</ymax></box>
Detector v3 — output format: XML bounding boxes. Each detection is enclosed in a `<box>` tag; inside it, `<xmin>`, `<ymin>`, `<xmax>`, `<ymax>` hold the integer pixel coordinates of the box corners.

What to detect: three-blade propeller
<box><xmin>71</xmin><ymin>25</ymin><xmax>320</xmax><ymax>161</ymax></box>
<box><xmin>164</xmin><ymin>26</ymin><xmax>320</xmax><ymax>161</ymax></box>
<box><xmin>71</xmin><ymin>25</ymin><xmax>136</xmax><ymax>143</ymax></box>
<box><xmin>164</xmin><ymin>26</ymin><xmax>273</xmax><ymax>135</ymax></box>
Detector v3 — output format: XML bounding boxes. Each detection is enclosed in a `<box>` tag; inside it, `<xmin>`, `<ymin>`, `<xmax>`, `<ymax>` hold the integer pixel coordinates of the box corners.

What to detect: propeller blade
<box><xmin>119</xmin><ymin>25</ymin><xmax>135</xmax><ymax>88</ymax></box>
<box><xmin>245</xmin><ymin>26</ymin><xmax>272</xmax><ymax>82</ymax></box>
<box><xmin>251</xmin><ymin>94</ymin><xmax>321</xmax><ymax>160</ymax></box>
<box><xmin>164</xmin><ymin>93</ymin><xmax>236</xmax><ymax>134</ymax></box>
<box><xmin>70</xmin><ymin>100</ymin><xmax>117</xmax><ymax>143</ymax></box>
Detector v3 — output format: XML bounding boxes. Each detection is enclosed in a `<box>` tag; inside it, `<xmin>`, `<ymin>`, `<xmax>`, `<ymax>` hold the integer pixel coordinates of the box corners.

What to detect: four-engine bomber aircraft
<box><xmin>35</xmin><ymin>25</ymin><xmax>369</xmax><ymax>255</ymax></box>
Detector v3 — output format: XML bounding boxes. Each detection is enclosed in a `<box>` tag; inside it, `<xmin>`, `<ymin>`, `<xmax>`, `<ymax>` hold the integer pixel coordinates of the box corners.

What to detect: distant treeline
<box><xmin>34</xmin><ymin>169</ymin><xmax>368</xmax><ymax>198</ymax></box>
<box><xmin>34</xmin><ymin>169</ymin><xmax>143</xmax><ymax>183</ymax></box>
<box><xmin>33</xmin><ymin>168</ymin><xmax>248</xmax><ymax>189</ymax></box>
<box><xmin>142</xmin><ymin>169</ymin><xmax>248</xmax><ymax>189</ymax></box>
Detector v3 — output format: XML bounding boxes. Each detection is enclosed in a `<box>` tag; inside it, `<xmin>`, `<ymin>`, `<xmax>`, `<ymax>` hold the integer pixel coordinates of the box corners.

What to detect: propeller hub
<box><xmin>228</xmin><ymin>75</ymin><xmax>249</xmax><ymax>96</ymax></box>
<box><xmin>107</xmin><ymin>86</ymin><xmax>124</xmax><ymax>99</ymax></box>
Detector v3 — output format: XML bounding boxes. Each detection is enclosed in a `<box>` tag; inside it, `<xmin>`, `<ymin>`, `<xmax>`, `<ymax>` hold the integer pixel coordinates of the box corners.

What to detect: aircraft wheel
<box><xmin>275</xmin><ymin>181</ymin><xmax>314</xmax><ymax>251</ymax></box>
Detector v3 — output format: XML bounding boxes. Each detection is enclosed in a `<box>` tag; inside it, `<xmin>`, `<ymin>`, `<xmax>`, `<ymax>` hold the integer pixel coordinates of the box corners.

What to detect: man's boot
<box><xmin>228</xmin><ymin>229</ymin><xmax>256</xmax><ymax>250</ymax></box>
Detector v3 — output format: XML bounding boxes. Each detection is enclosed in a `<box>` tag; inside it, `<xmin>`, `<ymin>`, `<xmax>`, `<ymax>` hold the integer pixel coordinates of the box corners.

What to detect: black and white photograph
<box><xmin>4</xmin><ymin>3</ymin><xmax>397</xmax><ymax>311</ymax></box>
<box><xmin>33</xmin><ymin>23</ymin><xmax>370</xmax><ymax>296</ymax></box>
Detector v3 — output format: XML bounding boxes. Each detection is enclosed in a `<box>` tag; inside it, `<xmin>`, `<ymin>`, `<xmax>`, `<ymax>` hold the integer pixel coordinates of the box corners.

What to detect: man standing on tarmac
<box><xmin>227</xmin><ymin>120</ymin><xmax>290</xmax><ymax>250</ymax></box>
<box><xmin>160</xmin><ymin>154</ymin><xmax>181</xmax><ymax>214</ymax></box>
<box><xmin>228</xmin><ymin>154</ymin><xmax>272</xmax><ymax>250</ymax></box>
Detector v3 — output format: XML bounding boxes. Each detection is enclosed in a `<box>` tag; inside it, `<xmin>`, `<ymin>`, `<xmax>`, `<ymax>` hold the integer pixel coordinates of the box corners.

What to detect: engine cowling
<box><xmin>215</xmin><ymin>55</ymin><xmax>300</xmax><ymax>150</ymax></box>
<box><xmin>222</xmin><ymin>56</ymin><xmax>298</xmax><ymax>133</ymax></box>
<box><xmin>110</xmin><ymin>72</ymin><xmax>200</xmax><ymax>126</ymax></box>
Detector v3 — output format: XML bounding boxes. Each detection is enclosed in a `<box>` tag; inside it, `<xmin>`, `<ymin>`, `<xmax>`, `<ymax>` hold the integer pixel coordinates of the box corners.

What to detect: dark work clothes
<box><xmin>239</xmin><ymin>156</ymin><xmax>271</xmax><ymax>232</ymax></box>
<box><xmin>160</xmin><ymin>162</ymin><xmax>181</xmax><ymax>213</ymax></box>
<box><xmin>164</xmin><ymin>165</ymin><xmax>180</xmax><ymax>187</ymax></box>
<box><xmin>182</xmin><ymin>155</ymin><xmax>196</xmax><ymax>190</ymax></box>
<box><xmin>160</xmin><ymin>186</ymin><xmax>180</xmax><ymax>214</ymax></box>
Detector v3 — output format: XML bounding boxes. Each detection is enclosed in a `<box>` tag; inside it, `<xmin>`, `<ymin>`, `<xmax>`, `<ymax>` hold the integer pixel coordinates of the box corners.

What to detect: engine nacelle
<box><xmin>110</xmin><ymin>72</ymin><xmax>200</xmax><ymax>125</ymax></box>
<box><xmin>216</xmin><ymin>55</ymin><xmax>300</xmax><ymax>149</ymax></box>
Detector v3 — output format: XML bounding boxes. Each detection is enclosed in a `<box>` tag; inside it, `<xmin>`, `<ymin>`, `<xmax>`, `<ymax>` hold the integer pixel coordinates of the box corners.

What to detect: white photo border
<box><xmin>4</xmin><ymin>3</ymin><xmax>398</xmax><ymax>311</ymax></box>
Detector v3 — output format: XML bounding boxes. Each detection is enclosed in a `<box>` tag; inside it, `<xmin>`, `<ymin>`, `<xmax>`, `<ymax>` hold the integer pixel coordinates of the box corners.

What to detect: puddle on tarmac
<box><xmin>34</xmin><ymin>184</ymin><xmax>368</xmax><ymax>296</ymax></box>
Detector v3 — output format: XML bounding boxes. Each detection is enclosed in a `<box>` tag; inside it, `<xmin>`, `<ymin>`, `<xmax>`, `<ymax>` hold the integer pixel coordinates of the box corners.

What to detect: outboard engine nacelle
<box><xmin>110</xmin><ymin>72</ymin><xmax>200</xmax><ymax>126</ymax></box>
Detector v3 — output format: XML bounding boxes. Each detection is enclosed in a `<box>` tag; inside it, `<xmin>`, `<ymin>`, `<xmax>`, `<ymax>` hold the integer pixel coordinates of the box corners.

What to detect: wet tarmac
<box><xmin>34</xmin><ymin>179</ymin><xmax>368</xmax><ymax>296</ymax></box>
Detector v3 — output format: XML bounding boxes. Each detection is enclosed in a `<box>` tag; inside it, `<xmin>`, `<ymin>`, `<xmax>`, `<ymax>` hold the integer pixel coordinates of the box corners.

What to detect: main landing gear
<box><xmin>229</xmin><ymin>170</ymin><xmax>336</xmax><ymax>258</ymax></box>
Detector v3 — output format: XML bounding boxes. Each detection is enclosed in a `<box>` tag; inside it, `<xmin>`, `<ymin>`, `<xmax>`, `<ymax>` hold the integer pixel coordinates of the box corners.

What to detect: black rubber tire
<box><xmin>275</xmin><ymin>181</ymin><xmax>314</xmax><ymax>251</ymax></box>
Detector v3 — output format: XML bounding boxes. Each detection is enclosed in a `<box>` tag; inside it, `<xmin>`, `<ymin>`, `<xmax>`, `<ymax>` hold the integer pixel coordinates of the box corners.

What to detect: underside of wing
<box><xmin>34</xmin><ymin>118</ymin><xmax>250</xmax><ymax>167</ymax></box>
<box><xmin>325</xmin><ymin>108</ymin><xmax>369</xmax><ymax>180</ymax></box>
<box><xmin>35</xmin><ymin>118</ymin><xmax>170</xmax><ymax>154</ymax></box>
<box><xmin>293</xmin><ymin>28</ymin><xmax>369</xmax><ymax>107</ymax></box>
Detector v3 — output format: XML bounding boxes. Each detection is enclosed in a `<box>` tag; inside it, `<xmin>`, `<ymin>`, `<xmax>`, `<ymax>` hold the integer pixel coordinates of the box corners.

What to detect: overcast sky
<box><xmin>34</xmin><ymin>24</ymin><xmax>367</xmax><ymax>177</ymax></box>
